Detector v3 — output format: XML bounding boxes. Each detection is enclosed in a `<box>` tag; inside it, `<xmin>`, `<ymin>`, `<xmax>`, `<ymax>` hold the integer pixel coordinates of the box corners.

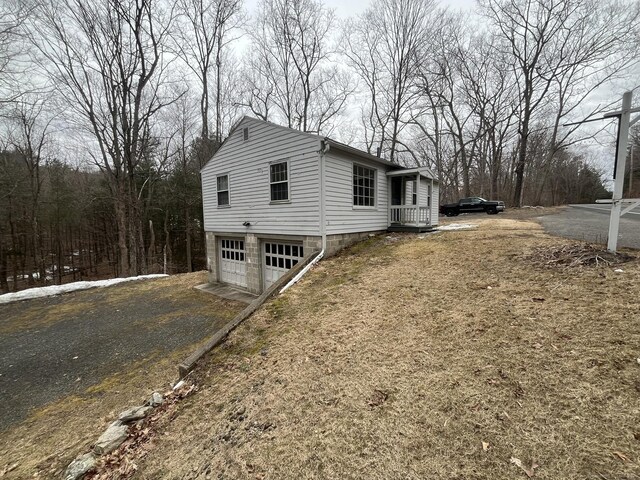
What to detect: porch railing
<box><xmin>389</xmin><ymin>205</ymin><xmax>430</xmax><ymax>225</ymax></box>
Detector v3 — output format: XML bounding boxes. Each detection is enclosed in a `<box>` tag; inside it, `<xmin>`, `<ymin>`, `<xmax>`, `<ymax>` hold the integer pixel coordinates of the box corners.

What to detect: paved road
<box><xmin>538</xmin><ymin>203</ymin><xmax>640</xmax><ymax>249</ymax></box>
<box><xmin>0</xmin><ymin>275</ymin><xmax>243</xmax><ymax>431</ymax></box>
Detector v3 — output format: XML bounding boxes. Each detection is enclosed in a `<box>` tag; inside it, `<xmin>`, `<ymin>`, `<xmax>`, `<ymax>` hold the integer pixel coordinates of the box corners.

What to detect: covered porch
<box><xmin>387</xmin><ymin>168</ymin><xmax>436</xmax><ymax>233</ymax></box>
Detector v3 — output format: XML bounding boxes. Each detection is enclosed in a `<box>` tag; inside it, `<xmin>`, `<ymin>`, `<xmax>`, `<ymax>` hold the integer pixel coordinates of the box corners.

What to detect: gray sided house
<box><xmin>201</xmin><ymin>117</ymin><xmax>439</xmax><ymax>294</ymax></box>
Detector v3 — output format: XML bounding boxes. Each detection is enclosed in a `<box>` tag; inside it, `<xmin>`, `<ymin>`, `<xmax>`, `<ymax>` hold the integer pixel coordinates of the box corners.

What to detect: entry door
<box><xmin>219</xmin><ymin>238</ymin><xmax>246</xmax><ymax>287</ymax></box>
<box><xmin>391</xmin><ymin>177</ymin><xmax>403</xmax><ymax>206</ymax></box>
<box><xmin>263</xmin><ymin>241</ymin><xmax>304</xmax><ymax>290</ymax></box>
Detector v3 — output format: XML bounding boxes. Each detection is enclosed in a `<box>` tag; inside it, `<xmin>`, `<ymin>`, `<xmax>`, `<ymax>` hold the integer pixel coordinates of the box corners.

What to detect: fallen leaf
<box><xmin>613</xmin><ymin>451</ymin><xmax>630</xmax><ymax>462</ymax></box>
<box><xmin>482</xmin><ymin>441</ymin><xmax>490</xmax><ymax>451</ymax></box>
<box><xmin>532</xmin><ymin>297</ymin><xmax>545</xmax><ymax>302</ymax></box>
<box><xmin>367</xmin><ymin>389</ymin><xmax>388</xmax><ymax>407</ymax></box>
<box><xmin>510</xmin><ymin>457</ymin><xmax>539</xmax><ymax>478</ymax></box>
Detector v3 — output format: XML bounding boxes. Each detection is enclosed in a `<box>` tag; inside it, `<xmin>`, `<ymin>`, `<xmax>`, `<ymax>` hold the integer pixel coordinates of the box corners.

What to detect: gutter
<box><xmin>280</xmin><ymin>140</ymin><xmax>329</xmax><ymax>294</ymax></box>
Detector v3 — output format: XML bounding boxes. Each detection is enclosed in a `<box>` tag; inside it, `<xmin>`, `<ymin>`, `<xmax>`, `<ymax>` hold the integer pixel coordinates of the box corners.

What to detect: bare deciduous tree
<box><xmin>481</xmin><ymin>0</ymin><xmax>640</xmax><ymax>206</ymax></box>
<box><xmin>28</xmin><ymin>0</ymin><xmax>177</xmax><ymax>276</ymax></box>
<box><xmin>242</xmin><ymin>0</ymin><xmax>351</xmax><ymax>133</ymax></box>
<box><xmin>172</xmin><ymin>0</ymin><xmax>244</xmax><ymax>144</ymax></box>
<box><xmin>344</xmin><ymin>0</ymin><xmax>441</xmax><ymax>162</ymax></box>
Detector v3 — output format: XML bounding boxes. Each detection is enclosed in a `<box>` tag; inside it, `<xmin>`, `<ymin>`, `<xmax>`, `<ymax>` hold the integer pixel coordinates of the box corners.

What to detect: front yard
<box><xmin>107</xmin><ymin>217</ymin><xmax>638</xmax><ymax>479</ymax></box>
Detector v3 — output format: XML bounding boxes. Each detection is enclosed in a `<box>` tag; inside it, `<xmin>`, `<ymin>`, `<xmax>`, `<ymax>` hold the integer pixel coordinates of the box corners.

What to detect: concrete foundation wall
<box><xmin>205</xmin><ymin>230</ymin><xmax>382</xmax><ymax>294</ymax></box>
<box><xmin>325</xmin><ymin>231</ymin><xmax>384</xmax><ymax>256</ymax></box>
<box><xmin>205</xmin><ymin>232</ymin><xmax>218</xmax><ymax>285</ymax></box>
<box><xmin>245</xmin><ymin>234</ymin><xmax>261</xmax><ymax>294</ymax></box>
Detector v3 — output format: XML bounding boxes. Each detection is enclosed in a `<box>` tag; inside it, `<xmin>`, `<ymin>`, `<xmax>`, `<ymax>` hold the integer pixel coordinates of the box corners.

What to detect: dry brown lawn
<box><xmin>111</xmin><ymin>218</ymin><xmax>640</xmax><ymax>480</ymax></box>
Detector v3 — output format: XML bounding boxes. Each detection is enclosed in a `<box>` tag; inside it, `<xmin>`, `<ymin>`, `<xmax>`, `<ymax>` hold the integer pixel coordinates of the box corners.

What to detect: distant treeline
<box><xmin>0</xmin><ymin>147</ymin><xmax>207</xmax><ymax>293</ymax></box>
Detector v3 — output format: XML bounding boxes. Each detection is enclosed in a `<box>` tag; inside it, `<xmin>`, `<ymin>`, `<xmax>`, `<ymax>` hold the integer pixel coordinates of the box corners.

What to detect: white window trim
<box><xmin>269</xmin><ymin>160</ymin><xmax>291</xmax><ymax>204</ymax></box>
<box><xmin>352</xmin><ymin>162</ymin><xmax>377</xmax><ymax>210</ymax></box>
<box><xmin>216</xmin><ymin>173</ymin><xmax>231</xmax><ymax>208</ymax></box>
<box><xmin>411</xmin><ymin>179</ymin><xmax>417</xmax><ymax>205</ymax></box>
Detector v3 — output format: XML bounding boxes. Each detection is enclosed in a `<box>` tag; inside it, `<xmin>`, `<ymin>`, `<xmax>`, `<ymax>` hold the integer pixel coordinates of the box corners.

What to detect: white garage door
<box><xmin>263</xmin><ymin>241</ymin><xmax>304</xmax><ymax>289</ymax></box>
<box><xmin>219</xmin><ymin>238</ymin><xmax>246</xmax><ymax>287</ymax></box>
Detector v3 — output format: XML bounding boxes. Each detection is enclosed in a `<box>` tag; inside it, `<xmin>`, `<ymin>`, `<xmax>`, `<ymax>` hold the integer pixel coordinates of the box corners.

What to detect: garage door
<box><xmin>263</xmin><ymin>241</ymin><xmax>304</xmax><ymax>289</ymax></box>
<box><xmin>219</xmin><ymin>238</ymin><xmax>246</xmax><ymax>287</ymax></box>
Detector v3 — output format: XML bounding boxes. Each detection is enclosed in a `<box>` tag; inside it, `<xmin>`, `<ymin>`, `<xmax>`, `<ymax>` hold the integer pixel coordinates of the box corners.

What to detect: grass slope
<box><xmin>126</xmin><ymin>218</ymin><xmax>640</xmax><ymax>479</ymax></box>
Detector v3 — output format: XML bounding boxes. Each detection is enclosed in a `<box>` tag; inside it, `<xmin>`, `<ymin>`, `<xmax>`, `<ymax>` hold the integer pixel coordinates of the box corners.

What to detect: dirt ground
<box><xmin>77</xmin><ymin>215</ymin><xmax>638</xmax><ymax>480</ymax></box>
<box><xmin>0</xmin><ymin>272</ymin><xmax>244</xmax><ymax>479</ymax></box>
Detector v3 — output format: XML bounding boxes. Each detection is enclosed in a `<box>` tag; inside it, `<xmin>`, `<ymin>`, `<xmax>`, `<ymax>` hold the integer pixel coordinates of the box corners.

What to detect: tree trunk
<box><xmin>185</xmin><ymin>207</ymin><xmax>192</xmax><ymax>273</ymax></box>
<box><xmin>115</xmin><ymin>184</ymin><xmax>129</xmax><ymax>277</ymax></box>
<box><xmin>0</xmin><ymin>241</ymin><xmax>8</xmax><ymax>293</ymax></box>
<box><xmin>148</xmin><ymin>219</ymin><xmax>155</xmax><ymax>272</ymax></box>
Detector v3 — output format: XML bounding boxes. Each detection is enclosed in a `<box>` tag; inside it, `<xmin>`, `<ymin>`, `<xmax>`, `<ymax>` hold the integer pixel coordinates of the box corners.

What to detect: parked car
<box><xmin>440</xmin><ymin>197</ymin><xmax>505</xmax><ymax>216</ymax></box>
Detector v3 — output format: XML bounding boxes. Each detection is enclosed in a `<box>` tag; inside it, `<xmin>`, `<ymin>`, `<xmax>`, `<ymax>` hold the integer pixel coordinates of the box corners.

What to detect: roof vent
<box><xmin>243</xmin><ymin>127</ymin><xmax>249</xmax><ymax>141</ymax></box>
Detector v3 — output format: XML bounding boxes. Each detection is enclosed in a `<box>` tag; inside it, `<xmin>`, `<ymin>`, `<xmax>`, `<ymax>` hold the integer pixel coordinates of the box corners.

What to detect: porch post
<box><xmin>387</xmin><ymin>175</ymin><xmax>391</xmax><ymax>226</ymax></box>
<box><xmin>415</xmin><ymin>173</ymin><xmax>420</xmax><ymax>227</ymax></box>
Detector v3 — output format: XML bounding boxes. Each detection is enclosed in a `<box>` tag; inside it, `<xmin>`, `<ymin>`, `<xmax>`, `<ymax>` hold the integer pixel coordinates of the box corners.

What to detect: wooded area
<box><xmin>0</xmin><ymin>0</ymin><xmax>638</xmax><ymax>292</ymax></box>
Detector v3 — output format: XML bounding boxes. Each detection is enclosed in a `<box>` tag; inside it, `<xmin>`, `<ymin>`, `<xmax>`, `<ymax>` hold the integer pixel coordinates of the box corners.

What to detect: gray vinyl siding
<box><xmin>418</xmin><ymin>177</ymin><xmax>434</xmax><ymax>225</ymax></box>
<box><xmin>418</xmin><ymin>178</ymin><xmax>430</xmax><ymax>206</ymax></box>
<box><xmin>202</xmin><ymin>118</ymin><xmax>321</xmax><ymax>235</ymax></box>
<box><xmin>405</xmin><ymin>178</ymin><xmax>415</xmax><ymax>205</ymax></box>
<box><xmin>324</xmin><ymin>151</ymin><xmax>389</xmax><ymax>234</ymax></box>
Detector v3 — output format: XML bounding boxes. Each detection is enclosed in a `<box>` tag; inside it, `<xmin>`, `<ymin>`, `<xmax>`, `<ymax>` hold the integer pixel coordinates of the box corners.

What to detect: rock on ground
<box><xmin>64</xmin><ymin>453</ymin><xmax>96</xmax><ymax>480</ymax></box>
<box><xmin>149</xmin><ymin>392</ymin><xmax>164</xmax><ymax>407</ymax></box>
<box><xmin>93</xmin><ymin>421</ymin><xmax>128</xmax><ymax>455</ymax></box>
<box><xmin>118</xmin><ymin>405</ymin><xmax>153</xmax><ymax>423</ymax></box>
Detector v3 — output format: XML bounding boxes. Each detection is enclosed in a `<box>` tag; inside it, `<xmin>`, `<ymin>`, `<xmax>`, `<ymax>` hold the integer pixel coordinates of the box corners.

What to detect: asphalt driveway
<box><xmin>538</xmin><ymin>203</ymin><xmax>640</xmax><ymax>249</ymax></box>
<box><xmin>0</xmin><ymin>273</ymin><xmax>244</xmax><ymax>432</ymax></box>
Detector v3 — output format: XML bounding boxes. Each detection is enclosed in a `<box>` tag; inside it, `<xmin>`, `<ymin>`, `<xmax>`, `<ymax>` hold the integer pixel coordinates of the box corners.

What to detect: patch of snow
<box><xmin>437</xmin><ymin>223</ymin><xmax>478</xmax><ymax>231</ymax></box>
<box><xmin>0</xmin><ymin>274</ymin><xmax>168</xmax><ymax>305</ymax></box>
<box><xmin>613</xmin><ymin>268</ymin><xmax>624</xmax><ymax>273</ymax></box>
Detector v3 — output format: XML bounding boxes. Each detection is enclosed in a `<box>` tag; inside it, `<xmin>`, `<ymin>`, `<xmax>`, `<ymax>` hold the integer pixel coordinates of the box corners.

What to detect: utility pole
<box><xmin>629</xmin><ymin>145</ymin><xmax>634</xmax><ymax>195</ymax></box>
<box><xmin>607</xmin><ymin>92</ymin><xmax>632</xmax><ymax>252</ymax></box>
<box><xmin>564</xmin><ymin>90</ymin><xmax>640</xmax><ymax>253</ymax></box>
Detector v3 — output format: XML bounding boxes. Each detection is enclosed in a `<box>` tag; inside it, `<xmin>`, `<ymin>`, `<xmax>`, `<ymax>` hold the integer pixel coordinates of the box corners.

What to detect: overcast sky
<box><xmin>244</xmin><ymin>0</ymin><xmax>478</xmax><ymax>17</ymax></box>
<box><xmin>238</xmin><ymin>0</ymin><xmax>638</xmax><ymax>184</ymax></box>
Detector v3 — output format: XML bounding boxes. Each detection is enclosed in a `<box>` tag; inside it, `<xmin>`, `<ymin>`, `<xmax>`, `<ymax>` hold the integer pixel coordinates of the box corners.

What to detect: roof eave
<box><xmin>325</xmin><ymin>139</ymin><xmax>401</xmax><ymax>169</ymax></box>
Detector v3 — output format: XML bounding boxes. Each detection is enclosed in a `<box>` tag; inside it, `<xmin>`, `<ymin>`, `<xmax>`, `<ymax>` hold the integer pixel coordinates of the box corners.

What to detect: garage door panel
<box><xmin>220</xmin><ymin>238</ymin><xmax>246</xmax><ymax>287</ymax></box>
<box><xmin>263</xmin><ymin>241</ymin><xmax>304</xmax><ymax>290</ymax></box>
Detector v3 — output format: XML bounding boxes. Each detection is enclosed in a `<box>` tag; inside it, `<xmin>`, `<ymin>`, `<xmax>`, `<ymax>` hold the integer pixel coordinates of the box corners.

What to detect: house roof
<box><xmin>385</xmin><ymin>167</ymin><xmax>439</xmax><ymax>180</ymax></box>
<box><xmin>206</xmin><ymin>116</ymin><xmax>438</xmax><ymax>180</ymax></box>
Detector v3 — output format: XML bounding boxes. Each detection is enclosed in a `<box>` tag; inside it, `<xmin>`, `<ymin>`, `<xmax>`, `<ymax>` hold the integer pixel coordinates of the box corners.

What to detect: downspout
<box><xmin>280</xmin><ymin>140</ymin><xmax>328</xmax><ymax>293</ymax></box>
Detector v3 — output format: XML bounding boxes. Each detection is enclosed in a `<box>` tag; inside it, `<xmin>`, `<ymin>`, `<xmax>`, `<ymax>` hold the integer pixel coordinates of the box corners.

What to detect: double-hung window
<box><xmin>270</xmin><ymin>162</ymin><xmax>289</xmax><ymax>202</ymax></box>
<box><xmin>411</xmin><ymin>180</ymin><xmax>417</xmax><ymax>205</ymax></box>
<box><xmin>217</xmin><ymin>174</ymin><xmax>229</xmax><ymax>207</ymax></box>
<box><xmin>353</xmin><ymin>164</ymin><xmax>376</xmax><ymax>207</ymax></box>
